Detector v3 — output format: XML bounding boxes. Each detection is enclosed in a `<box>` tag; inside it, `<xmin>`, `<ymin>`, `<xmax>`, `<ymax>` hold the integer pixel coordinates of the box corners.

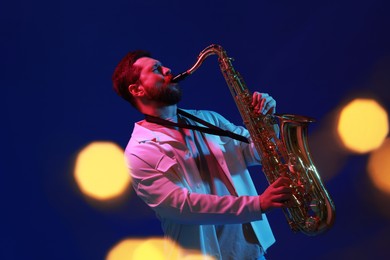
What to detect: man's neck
<box><xmin>141</xmin><ymin>104</ymin><xmax>177</xmax><ymax>119</ymax></box>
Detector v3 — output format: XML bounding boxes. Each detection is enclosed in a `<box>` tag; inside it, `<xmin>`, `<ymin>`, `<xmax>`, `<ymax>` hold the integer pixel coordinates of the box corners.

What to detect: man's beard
<box><xmin>146</xmin><ymin>84</ymin><xmax>182</xmax><ymax>106</ymax></box>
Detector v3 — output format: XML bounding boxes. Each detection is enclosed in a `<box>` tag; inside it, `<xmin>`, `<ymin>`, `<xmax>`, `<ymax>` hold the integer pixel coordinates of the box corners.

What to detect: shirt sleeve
<box><xmin>126</xmin><ymin>142</ymin><xmax>263</xmax><ymax>225</ymax></box>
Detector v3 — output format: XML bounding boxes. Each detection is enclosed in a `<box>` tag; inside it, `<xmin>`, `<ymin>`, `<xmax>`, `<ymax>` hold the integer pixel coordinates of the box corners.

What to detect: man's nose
<box><xmin>162</xmin><ymin>67</ymin><xmax>171</xmax><ymax>76</ymax></box>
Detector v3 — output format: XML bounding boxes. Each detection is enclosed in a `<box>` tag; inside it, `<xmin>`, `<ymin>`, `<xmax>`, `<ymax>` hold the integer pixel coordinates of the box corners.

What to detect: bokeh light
<box><xmin>106</xmin><ymin>237</ymin><xmax>178</xmax><ymax>260</ymax></box>
<box><xmin>106</xmin><ymin>238</ymin><xmax>143</xmax><ymax>260</ymax></box>
<box><xmin>368</xmin><ymin>138</ymin><xmax>390</xmax><ymax>195</ymax></box>
<box><xmin>74</xmin><ymin>141</ymin><xmax>130</xmax><ymax>200</ymax></box>
<box><xmin>337</xmin><ymin>98</ymin><xmax>388</xmax><ymax>153</ymax></box>
<box><xmin>132</xmin><ymin>238</ymin><xmax>174</xmax><ymax>260</ymax></box>
<box><xmin>106</xmin><ymin>237</ymin><xmax>215</xmax><ymax>260</ymax></box>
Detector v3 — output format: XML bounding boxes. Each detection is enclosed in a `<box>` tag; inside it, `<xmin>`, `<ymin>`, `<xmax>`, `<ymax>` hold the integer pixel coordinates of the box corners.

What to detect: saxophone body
<box><xmin>173</xmin><ymin>44</ymin><xmax>335</xmax><ymax>236</ymax></box>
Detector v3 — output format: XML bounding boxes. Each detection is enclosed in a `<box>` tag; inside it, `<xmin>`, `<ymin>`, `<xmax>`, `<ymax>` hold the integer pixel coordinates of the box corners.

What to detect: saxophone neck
<box><xmin>171</xmin><ymin>44</ymin><xmax>226</xmax><ymax>83</ymax></box>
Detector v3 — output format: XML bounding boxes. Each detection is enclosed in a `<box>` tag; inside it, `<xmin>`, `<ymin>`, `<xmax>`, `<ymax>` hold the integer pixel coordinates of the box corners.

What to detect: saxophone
<box><xmin>172</xmin><ymin>44</ymin><xmax>335</xmax><ymax>236</ymax></box>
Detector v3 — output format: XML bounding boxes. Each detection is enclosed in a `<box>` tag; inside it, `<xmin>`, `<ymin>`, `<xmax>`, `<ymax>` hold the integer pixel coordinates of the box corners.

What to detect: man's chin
<box><xmin>168</xmin><ymin>84</ymin><xmax>182</xmax><ymax>100</ymax></box>
<box><xmin>169</xmin><ymin>83</ymin><xmax>181</xmax><ymax>91</ymax></box>
<box><xmin>147</xmin><ymin>84</ymin><xmax>182</xmax><ymax>106</ymax></box>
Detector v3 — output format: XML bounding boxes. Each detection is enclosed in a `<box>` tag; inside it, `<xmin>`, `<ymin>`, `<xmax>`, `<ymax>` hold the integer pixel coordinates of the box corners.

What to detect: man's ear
<box><xmin>128</xmin><ymin>84</ymin><xmax>144</xmax><ymax>97</ymax></box>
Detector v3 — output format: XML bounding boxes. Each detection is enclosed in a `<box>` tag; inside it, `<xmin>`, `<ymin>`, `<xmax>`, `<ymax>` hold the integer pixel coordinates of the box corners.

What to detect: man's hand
<box><xmin>259</xmin><ymin>176</ymin><xmax>293</xmax><ymax>212</ymax></box>
<box><xmin>251</xmin><ymin>92</ymin><xmax>276</xmax><ymax>115</ymax></box>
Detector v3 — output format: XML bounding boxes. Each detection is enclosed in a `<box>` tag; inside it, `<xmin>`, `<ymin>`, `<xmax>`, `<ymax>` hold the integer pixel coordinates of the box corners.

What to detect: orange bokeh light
<box><xmin>74</xmin><ymin>141</ymin><xmax>131</xmax><ymax>200</ymax></box>
<box><xmin>337</xmin><ymin>98</ymin><xmax>388</xmax><ymax>153</ymax></box>
<box><xmin>368</xmin><ymin>138</ymin><xmax>390</xmax><ymax>195</ymax></box>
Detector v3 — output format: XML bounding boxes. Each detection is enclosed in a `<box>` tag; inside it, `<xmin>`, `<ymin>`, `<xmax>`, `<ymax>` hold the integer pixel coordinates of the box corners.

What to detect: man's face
<box><xmin>133</xmin><ymin>57</ymin><xmax>182</xmax><ymax>105</ymax></box>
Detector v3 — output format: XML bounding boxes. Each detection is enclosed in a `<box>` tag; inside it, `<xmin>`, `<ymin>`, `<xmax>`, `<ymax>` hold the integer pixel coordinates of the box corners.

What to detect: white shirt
<box><xmin>125</xmin><ymin>109</ymin><xmax>275</xmax><ymax>259</ymax></box>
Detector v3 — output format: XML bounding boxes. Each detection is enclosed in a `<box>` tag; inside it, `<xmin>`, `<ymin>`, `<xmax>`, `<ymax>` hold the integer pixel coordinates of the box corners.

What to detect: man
<box><xmin>112</xmin><ymin>50</ymin><xmax>293</xmax><ymax>259</ymax></box>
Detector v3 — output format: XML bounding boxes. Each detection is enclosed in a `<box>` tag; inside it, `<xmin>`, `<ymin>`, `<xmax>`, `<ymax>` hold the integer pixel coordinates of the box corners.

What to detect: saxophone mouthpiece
<box><xmin>171</xmin><ymin>71</ymin><xmax>190</xmax><ymax>83</ymax></box>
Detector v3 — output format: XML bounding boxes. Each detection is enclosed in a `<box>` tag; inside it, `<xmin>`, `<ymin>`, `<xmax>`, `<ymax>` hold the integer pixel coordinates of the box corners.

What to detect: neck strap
<box><xmin>144</xmin><ymin>109</ymin><xmax>249</xmax><ymax>143</ymax></box>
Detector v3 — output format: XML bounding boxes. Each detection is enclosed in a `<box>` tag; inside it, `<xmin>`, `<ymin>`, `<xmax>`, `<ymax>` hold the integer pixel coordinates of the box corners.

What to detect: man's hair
<box><xmin>112</xmin><ymin>50</ymin><xmax>151</xmax><ymax>108</ymax></box>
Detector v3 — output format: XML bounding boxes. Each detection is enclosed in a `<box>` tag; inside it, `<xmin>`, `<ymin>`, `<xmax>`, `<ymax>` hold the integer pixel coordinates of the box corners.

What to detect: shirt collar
<box><xmin>131</xmin><ymin>119</ymin><xmax>185</xmax><ymax>145</ymax></box>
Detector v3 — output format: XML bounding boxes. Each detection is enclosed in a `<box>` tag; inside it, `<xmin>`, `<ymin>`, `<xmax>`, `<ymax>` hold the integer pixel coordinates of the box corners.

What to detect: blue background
<box><xmin>2</xmin><ymin>0</ymin><xmax>390</xmax><ymax>259</ymax></box>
